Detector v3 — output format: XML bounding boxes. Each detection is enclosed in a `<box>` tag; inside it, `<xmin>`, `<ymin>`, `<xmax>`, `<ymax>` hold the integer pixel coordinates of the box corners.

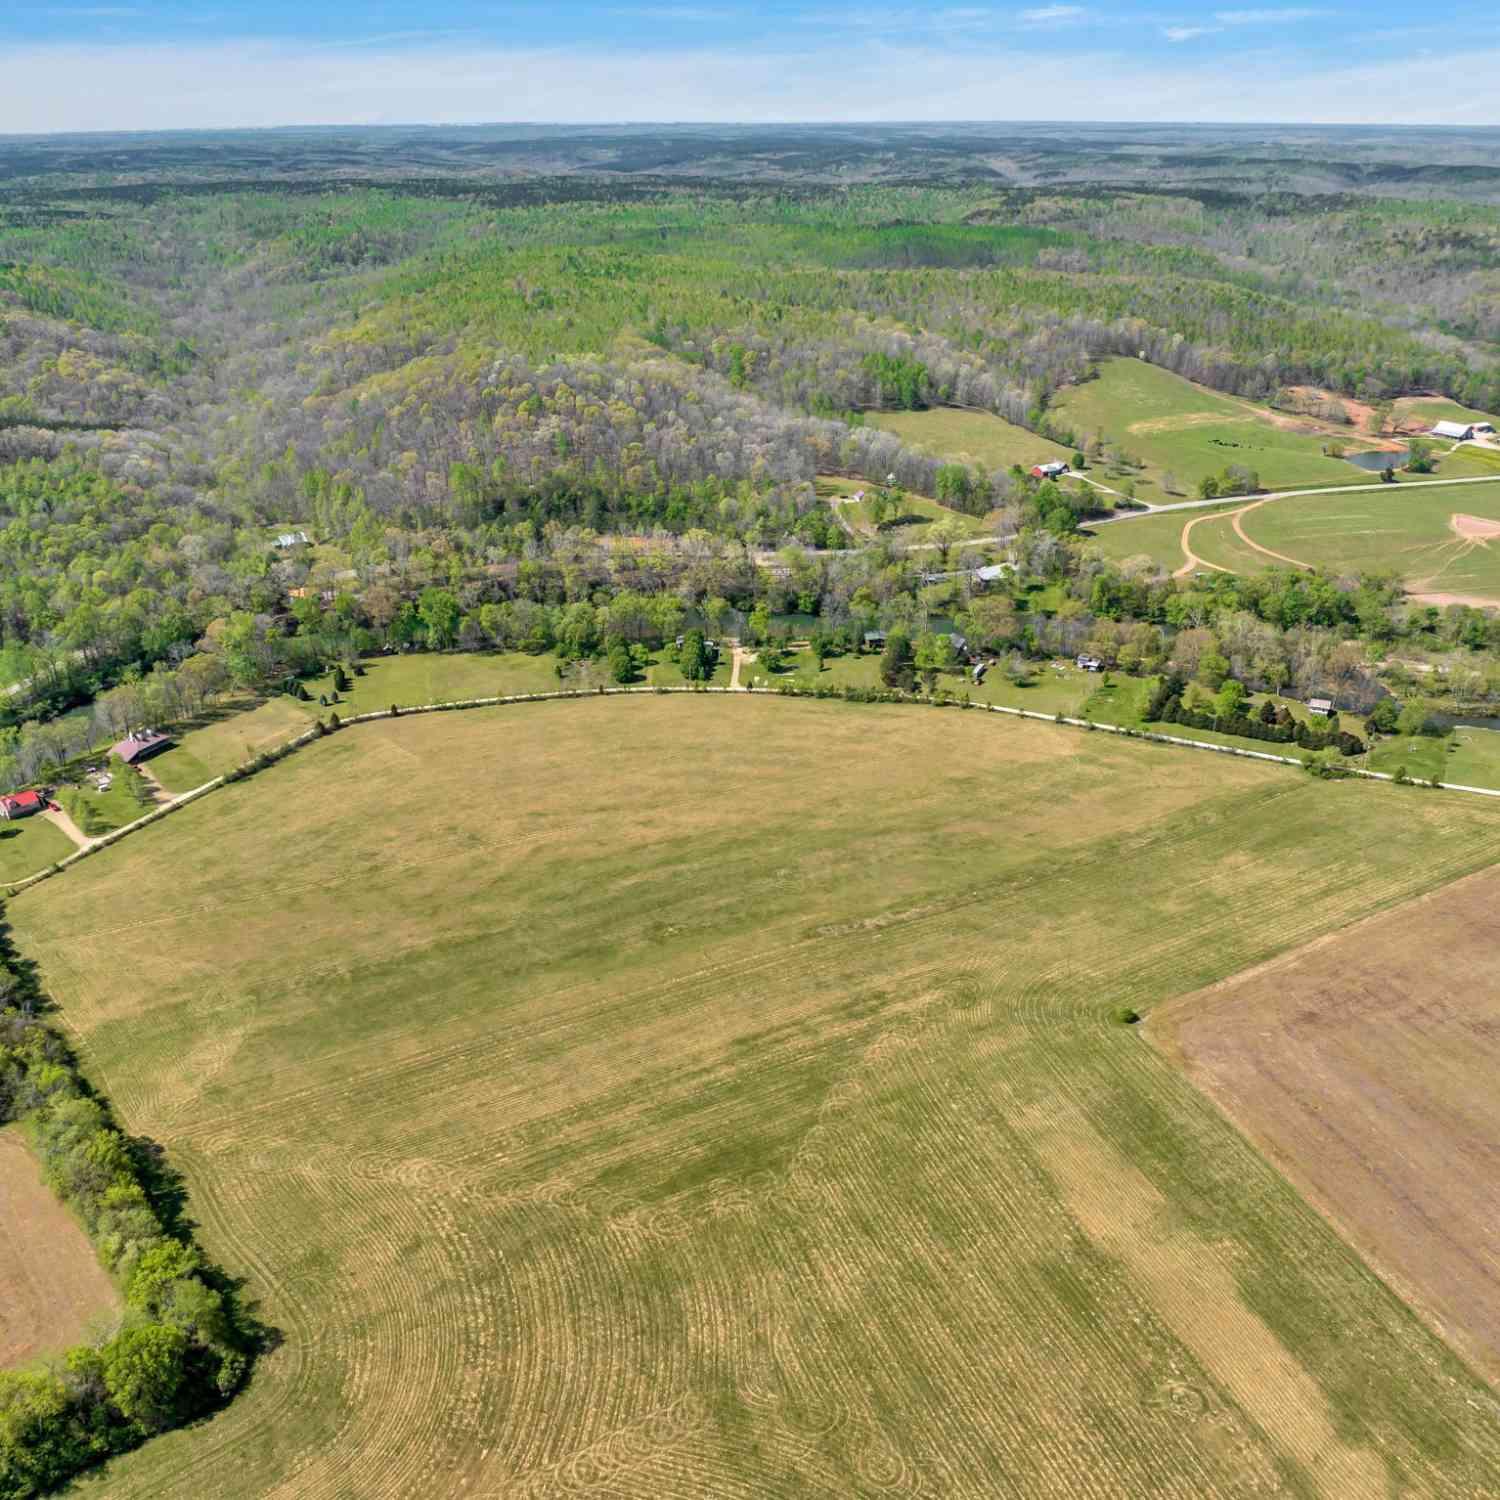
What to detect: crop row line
<box><xmin>5</xmin><ymin>682</ymin><xmax>1494</xmax><ymax>899</ymax></box>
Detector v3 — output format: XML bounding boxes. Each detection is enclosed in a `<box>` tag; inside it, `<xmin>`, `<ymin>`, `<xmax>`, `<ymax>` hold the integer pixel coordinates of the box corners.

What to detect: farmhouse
<box><xmin>1307</xmin><ymin>698</ymin><xmax>1334</xmax><ymax>718</ymax></box>
<box><xmin>273</xmin><ymin>530</ymin><xmax>310</xmax><ymax>549</ymax></box>
<box><xmin>112</xmin><ymin>729</ymin><xmax>173</xmax><ymax>765</ymax></box>
<box><xmin>1431</xmin><ymin>421</ymin><xmax>1476</xmax><ymax>441</ymax></box>
<box><xmin>1031</xmin><ymin>461</ymin><xmax>1070</xmax><ymax>479</ymax></box>
<box><xmin>1076</xmin><ymin>654</ymin><xmax>1104</xmax><ymax>672</ymax></box>
<box><xmin>0</xmin><ymin>789</ymin><xmax>45</xmax><ymax>820</ymax></box>
<box><xmin>975</xmin><ymin>564</ymin><xmax>1011</xmax><ymax>585</ymax></box>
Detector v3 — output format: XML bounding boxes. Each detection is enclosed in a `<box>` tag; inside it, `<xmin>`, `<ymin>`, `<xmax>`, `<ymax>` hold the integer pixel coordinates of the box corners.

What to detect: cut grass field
<box><xmin>1239</xmin><ymin>479</ymin><xmax>1500</xmax><ymax>602</ymax></box>
<box><xmin>868</xmin><ymin>406</ymin><xmax>1074</xmax><ymax>472</ymax></box>
<box><xmin>0</xmin><ymin>813</ymin><xmax>75</xmax><ymax>887</ymax></box>
<box><xmin>12</xmin><ymin>697</ymin><xmax>1500</xmax><ymax>1498</ymax></box>
<box><xmin>1085</xmin><ymin>478</ymin><xmax>1500</xmax><ymax>602</ymax></box>
<box><xmin>1052</xmin><ymin>358</ymin><xmax>1382</xmax><ymax>504</ymax></box>
<box><xmin>1152</xmin><ymin>863</ymin><xmax>1500</xmax><ymax>1385</ymax></box>
<box><xmin>0</xmin><ymin>1126</ymin><xmax>121</xmax><ymax>1370</ymax></box>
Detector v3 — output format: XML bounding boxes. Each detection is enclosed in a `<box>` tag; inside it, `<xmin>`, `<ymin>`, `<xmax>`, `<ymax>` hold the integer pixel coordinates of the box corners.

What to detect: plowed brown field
<box><xmin>0</xmin><ymin>1127</ymin><xmax>120</xmax><ymax>1367</ymax></box>
<box><xmin>1153</xmin><ymin>865</ymin><xmax>1500</xmax><ymax>1386</ymax></box>
<box><xmin>8</xmin><ymin>696</ymin><xmax>1500</xmax><ymax>1498</ymax></box>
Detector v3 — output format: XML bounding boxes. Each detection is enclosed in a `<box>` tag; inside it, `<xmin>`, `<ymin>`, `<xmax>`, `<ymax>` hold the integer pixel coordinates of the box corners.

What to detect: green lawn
<box><xmin>0</xmin><ymin>814</ymin><xmax>74</xmax><ymax>886</ymax></box>
<box><xmin>1052</xmin><ymin>358</ymin><xmax>1372</xmax><ymax>503</ymax></box>
<box><xmin>60</xmin><ymin>772</ymin><xmax>151</xmax><ymax>837</ymax></box>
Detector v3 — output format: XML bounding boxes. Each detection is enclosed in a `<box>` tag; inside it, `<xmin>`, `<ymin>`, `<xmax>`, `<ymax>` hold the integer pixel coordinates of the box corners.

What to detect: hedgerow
<box><xmin>0</xmin><ymin>917</ymin><xmax>255</xmax><ymax>1499</ymax></box>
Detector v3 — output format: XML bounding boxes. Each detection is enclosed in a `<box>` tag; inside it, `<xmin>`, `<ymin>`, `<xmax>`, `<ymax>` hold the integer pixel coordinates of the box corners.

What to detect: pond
<box><xmin>1345</xmin><ymin>448</ymin><xmax>1408</xmax><ymax>472</ymax></box>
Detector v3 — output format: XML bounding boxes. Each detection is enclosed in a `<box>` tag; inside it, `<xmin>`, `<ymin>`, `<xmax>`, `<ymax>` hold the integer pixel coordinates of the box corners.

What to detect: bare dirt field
<box><xmin>0</xmin><ymin>1126</ymin><xmax>120</xmax><ymax>1368</ymax></box>
<box><xmin>1450</xmin><ymin>513</ymin><xmax>1500</xmax><ymax>542</ymax></box>
<box><xmin>1153</xmin><ymin>864</ymin><xmax>1500</xmax><ymax>1386</ymax></box>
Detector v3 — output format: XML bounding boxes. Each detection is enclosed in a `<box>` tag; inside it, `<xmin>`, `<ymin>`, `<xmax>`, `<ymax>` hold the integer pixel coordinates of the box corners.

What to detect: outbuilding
<box><xmin>1431</xmin><ymin>421</ymin><xmax>1476</xmax><ymax>441</ymax></box>
<box><xmin>113</xmin><ymin>730</ymin><xmax>174</xmax><ymax>765</ymax></box>
<box><xmin>0</xmin><ymin>790</ymin><xmax>45</xmax><ymax>820</ymax></box>
<box><xmin>1076</xmin><ymin>654</ymin><xmax>1104</xmax><ymax>672</ymax></box>
<box><xmin>1031</xmin><ymin>461</ymin><xmax>1070</xmax><ymax>480</ymax></box>
<box><xmin>1307</xmin><ymin>698</ymin><xmax>1334</xmax><ymax>718</ymax></box>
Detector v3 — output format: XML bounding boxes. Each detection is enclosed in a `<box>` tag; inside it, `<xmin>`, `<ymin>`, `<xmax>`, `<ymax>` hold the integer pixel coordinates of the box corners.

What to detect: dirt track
<box><xmin>1152</xmin><ymin>864</ymin><xmax>1500</xmax><ymax>1384</ymax></box>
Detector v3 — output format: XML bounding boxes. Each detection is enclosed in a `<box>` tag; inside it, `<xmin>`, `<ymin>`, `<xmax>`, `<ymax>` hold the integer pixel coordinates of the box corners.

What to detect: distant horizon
<box><xmin>2</xmin><ymin>2</ymin><xmax>1497</xmax><ymax>135</ymax></box>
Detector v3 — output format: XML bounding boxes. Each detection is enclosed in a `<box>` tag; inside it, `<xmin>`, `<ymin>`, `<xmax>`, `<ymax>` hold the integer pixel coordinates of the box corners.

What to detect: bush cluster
<box><xmin>1148</xmin><ymin>679</ymin><xmax>1365</xmax><ymax>757</ymax></box>
<box><xmin>0</xmin><ymin>933</ymin><xmax>251</xmax><ymax>1498</ymax></box>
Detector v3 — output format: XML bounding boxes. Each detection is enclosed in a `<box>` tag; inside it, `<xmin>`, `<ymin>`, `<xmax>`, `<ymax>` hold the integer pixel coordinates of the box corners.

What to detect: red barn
<box><xmin>0</xmin><ymin>790</ymin><xmax>45</xmax><ymax>820</ymax></box>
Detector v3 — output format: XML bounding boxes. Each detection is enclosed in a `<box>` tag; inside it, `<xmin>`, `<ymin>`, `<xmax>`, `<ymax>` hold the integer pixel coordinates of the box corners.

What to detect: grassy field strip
<box><xmin>10</xmin><ymin>684</ymin><xmax>1500</xmax><ymax>899</ymax></box>
<box><xmin>15</xmin><ymin>700</ymin><xmax>1500</xmax><ymax>1498</ymax></box>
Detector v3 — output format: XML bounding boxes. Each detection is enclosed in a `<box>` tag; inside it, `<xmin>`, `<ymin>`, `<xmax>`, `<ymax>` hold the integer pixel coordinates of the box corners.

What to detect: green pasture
<box><xmin>1395</xmin><ymin>396</ymin><xmax>1499</xmax><ymax>431</ymax></box>
<box><xmin>1051</xmin><ymin>358</ymin><xmax>1370</xmax><ymax>501</ymax></box>
<box><xmin>868</xmin><ymin>406</ymin><xmax>1074</xmax><ymax>472</ymax></box>
<box><xmin>1241</xmin><ymin>480</ymin><xmax>1500</xmax><ymax>600</ymax></box>
<box><xmin>0</xmin><ymin>814</ymin><xmax>73</xmax><ymax>887</ymax></box>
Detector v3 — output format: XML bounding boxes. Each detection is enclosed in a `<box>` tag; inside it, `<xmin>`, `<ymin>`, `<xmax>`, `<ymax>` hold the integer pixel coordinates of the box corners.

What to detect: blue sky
<box><xmin>3</xmin><ymin>2</ymin><xmax>1497</xmax><ymax>133</ymax></box>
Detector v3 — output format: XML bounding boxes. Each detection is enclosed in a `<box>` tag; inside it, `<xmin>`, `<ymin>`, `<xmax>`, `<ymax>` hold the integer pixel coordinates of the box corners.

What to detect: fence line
<box><xmin>5</xmin><ymin>682</ymin><xmax>1494</xmax><ymax>896</ymax></box>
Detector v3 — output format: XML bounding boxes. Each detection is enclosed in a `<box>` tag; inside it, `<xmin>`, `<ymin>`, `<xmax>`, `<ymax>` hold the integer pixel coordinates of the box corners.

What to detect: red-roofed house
<box><xmin>0</xmin><ymin>790</ymin><xmax>45</xmax><ymax>820</ymax></box>
<box><xmin>112</xmin><ymin>730</ymin><xmax>173</xmax><ymax>766</ymax></box>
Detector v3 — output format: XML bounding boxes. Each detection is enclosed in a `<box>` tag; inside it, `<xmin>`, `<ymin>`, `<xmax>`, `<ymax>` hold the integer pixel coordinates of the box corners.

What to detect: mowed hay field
<box><xmin>0</xmin><ymin>1127</ymin><xmax>121</xmax><ymax>1367</ymax></box>
<box><xmin>1236</xmin><ymin>479</ymin><xmax>1500</xmax><ymax>601</ymax></box>
<box><xmin>867</xmin><ymin>408</ymin><xmax>1074</xmax><ymax>472</ymax></box>
<box><xmin>1051</xmin><ymin>359</ymin><xmax>1368</xmax><ymax>502</ymax></box>
<box><xmin>1152</xmin><ymin>864</ymin><xmax>1500</xmax><ymax>1387</ymax></box>
<box><xmin>11</xmin><ymin>698</ymin><xmax>1500</xmax><ymax>1498</ymax></box>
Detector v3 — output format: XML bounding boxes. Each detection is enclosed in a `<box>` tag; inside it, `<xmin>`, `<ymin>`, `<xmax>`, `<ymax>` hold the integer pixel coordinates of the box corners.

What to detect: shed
<box><xmin>1431</xmin><ymin>421</ymin><xmax>1475</xmax><ymax>441</ymax></box>
<box><xmin>1031</xmin><ymin>460</ymin><xmax>1069</xmax><ymax>480</ymax></box>
<box><xmin>0</xmin><ymin>790</ymin><xmax>45</xmax><ymax>820</ymax></box>
<box><xmin>1076</xmin><ymin>654</ymin><xmax>1104</xmax><ymax>672</ymax></box>
<box><xmin>1307</xmin><ymin>698</ymin><xmax>1334</xmax><ymax>718</ymax></box>
<box><xmin>863</xmin><ymin>631</ymin><xmax>888</xmax><ymax>648</ymax></box>
<box><xmin>113</xmin><ymin>730</ymin><xmax>174</xmax><ymax>765</ymax></box>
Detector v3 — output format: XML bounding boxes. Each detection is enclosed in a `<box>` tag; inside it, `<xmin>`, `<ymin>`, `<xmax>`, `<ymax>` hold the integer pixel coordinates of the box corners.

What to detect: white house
<box><xmin>273</xmin><ymin>530</ymin><xmax>310</xmax><ymax>549</ymax></box>
<box><xmin>1431</xmin><ymin>421</ymin><xmax>1476</xmax><ymax>441</ymax></box>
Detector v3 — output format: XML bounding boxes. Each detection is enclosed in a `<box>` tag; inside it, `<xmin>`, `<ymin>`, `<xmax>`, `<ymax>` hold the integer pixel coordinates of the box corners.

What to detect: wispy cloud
<box><xmin>1162</xmin><ymin>24</ymin><xmax>1221</xmax><ymax>40</ymax></box>
<box><xmin>1215</xmin><ymin>7</ymin><xmax>1327</xmax><ymax>21</ymax></box>
<box><xmin>1019</xmin><ymin>5</ymin><xmax>1088</xmax><ymax>26</ymax></box>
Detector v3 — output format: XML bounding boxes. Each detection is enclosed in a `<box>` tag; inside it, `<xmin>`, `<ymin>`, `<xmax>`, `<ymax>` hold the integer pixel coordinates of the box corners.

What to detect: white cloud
<box><xmin>1215</xmin><ymin>7</ymin><xmax>1327</xmax><ymax>21</ymax></box>
<box><xmin>1018</xmin><ymin>4</ymin><xmax>1086</xmax><ymax>23</ymax></box>
<box><xmin>1162</xmin><ymin>24</ymin><xmax>1221</xmax><ymax>40</ymax></box>
<box><xmin>1</xmin><ymin>36</ymin><xmax>1498</xmax><ymax>133</ymax></box>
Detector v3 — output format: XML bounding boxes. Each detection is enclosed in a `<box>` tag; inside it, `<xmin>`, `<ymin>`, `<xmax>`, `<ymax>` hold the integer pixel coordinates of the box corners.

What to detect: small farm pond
<box><xmin>1345</xmin><ymin>448</ymin><xmax>1408</xmax><ymax>472</ymax></box>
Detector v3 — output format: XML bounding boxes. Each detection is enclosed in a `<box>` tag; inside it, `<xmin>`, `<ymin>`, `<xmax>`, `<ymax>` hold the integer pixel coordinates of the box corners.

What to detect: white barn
<box><xmin>1431</xmin><ymin>421</ymin><xmax>1476</xmax><ymax>441</ymax></box>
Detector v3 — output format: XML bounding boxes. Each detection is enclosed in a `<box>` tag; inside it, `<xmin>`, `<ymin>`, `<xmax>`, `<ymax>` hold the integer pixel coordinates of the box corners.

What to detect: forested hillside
<box><xmin>3</xmin><ymin>129</ymin><xmax>1500</xmax><ymax>790</ymax></box>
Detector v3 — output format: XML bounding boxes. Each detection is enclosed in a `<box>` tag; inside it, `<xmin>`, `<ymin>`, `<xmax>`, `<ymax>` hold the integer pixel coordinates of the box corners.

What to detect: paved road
<box><xmin>1086</xmin><ymin>473</ymin><xmax>1500</xmax><ymax>527</ymax></box>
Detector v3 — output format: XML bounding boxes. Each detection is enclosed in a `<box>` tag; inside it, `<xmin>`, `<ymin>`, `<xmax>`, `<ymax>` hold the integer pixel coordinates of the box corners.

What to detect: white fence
<box><xmin>5</xmin><ymin>682</ymin><xmax>1494</xmax><ymax>896</ymax></box>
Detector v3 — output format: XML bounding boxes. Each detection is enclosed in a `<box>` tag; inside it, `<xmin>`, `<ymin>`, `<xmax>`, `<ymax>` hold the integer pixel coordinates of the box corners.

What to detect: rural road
<box><xmin>1088</xmin><ymin>472</ymin><xmax>1500</xmax><ymax>527</ymax></box>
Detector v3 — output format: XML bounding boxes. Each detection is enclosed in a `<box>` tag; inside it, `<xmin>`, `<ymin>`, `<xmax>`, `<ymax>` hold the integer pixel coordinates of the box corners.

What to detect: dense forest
<box><xmin>2</xmin><ymin>126</ymin><xmax>1499</xmax><ymax>781</ymax></box>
